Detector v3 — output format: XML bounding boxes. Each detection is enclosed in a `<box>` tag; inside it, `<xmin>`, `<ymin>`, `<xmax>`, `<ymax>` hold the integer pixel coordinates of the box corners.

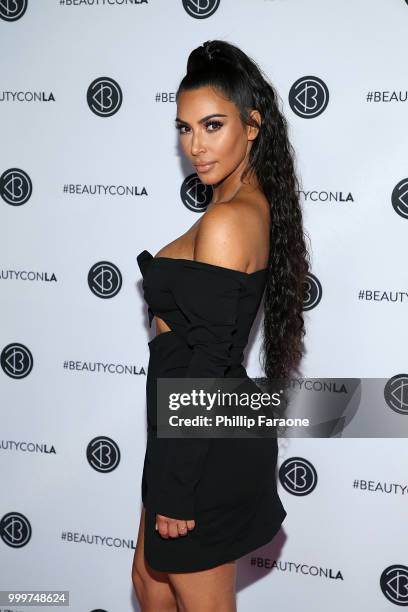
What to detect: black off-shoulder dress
<box><xmin>136</xmin><ymin>249</ymin><xmax>287</xmax><ymax>573</ymax></box>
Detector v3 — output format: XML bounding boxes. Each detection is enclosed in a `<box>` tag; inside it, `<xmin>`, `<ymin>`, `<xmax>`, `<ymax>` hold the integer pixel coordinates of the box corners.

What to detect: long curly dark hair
<box><xmin>176</xmin><ymin>40</ymin><xmax>311</xmax><ymax>381</ymax></box>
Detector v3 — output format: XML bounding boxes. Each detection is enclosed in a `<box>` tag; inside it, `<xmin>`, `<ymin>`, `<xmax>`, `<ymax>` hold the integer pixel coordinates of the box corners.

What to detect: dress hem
<box><xmin>143</xmin><ymin>506</ymin><xmax>287</xmax><ymax>574</ymax></box>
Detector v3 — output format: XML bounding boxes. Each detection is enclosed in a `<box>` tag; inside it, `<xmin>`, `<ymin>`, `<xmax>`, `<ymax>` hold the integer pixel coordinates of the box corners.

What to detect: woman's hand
<box><xmin>155</xmin><ymin>513</ymin><xmax>195</xmax><ymax>538</ymax></box>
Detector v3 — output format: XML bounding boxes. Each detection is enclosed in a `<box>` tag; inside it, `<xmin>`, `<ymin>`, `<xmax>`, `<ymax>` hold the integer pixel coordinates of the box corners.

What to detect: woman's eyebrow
<box><xmin>175</xmin><ymin>113</ymin><xmax>228</xmax><ymax>126</ymax></box>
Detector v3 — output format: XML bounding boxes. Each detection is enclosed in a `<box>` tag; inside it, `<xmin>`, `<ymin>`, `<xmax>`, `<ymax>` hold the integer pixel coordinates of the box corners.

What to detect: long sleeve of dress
<box><xmin>152</xmin><ymin>265</ymin><xmax>243</xmax><ymax>519</ymax></box>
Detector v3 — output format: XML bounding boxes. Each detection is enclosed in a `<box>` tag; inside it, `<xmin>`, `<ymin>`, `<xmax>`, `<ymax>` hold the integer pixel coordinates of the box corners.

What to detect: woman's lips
<box><xmin>194</xmin><ymin>162</ymin><xmax>216</xmax><ymax>173</ymax></box>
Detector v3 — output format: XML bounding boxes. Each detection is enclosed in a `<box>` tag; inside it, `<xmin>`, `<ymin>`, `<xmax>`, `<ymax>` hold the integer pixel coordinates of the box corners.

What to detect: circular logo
<box><xmin>384</xmin><ymin>374</ymin><xmax>408</xmax><ymax>415</ymax></box>
<box><xmin>279</xmin><ymin>456</ymin><xmax>318</xmax><ymax>496</ymax></box>
<box><xmin>87</xmin><ymin>77</ymin><xmax>123</xmax><ymax>117</ymax></box>
<box><xmin>87</xmin><ymin>436</ymin><xmax>121</xmax><ymax>473</ymax></box>
<box><xmin>0</xmin><ymin>512</ymin><xmax>32</xmax><ymax>547</ymax></box>
<box><xmin>0</xmin><ymin>0</ymin><xmax>27</xmax><ymax>21</ymax></box>
<box><xmin>1</xmin><ymin>343</ymin><xmax>33</xmax><ymax>379</ymax></box>
<box><xmin>0</xmin><ymin>168</ymin><xmax>32</xmax><ymax>206</ymax></box>
<box><xmin>303</xmin><ymin>272</ymin><xmax>322</xmax><ymax>310</ymax></box>
<box><xmin>289</xmin><ymin>76</ymin><xmax>329</xmax><ymax>118</ymax></box>
<box><xmin>182</xmin><ymin>0</ymin><xmax>220</xmax><ymax>19</ymax></box>
<box><xmin>180</xmin><ymin>173</ymin><xmax>213</xmax><ymax>212</ymax></box>
<box><xmin>380</xmin><ymin>565</ymin><xmax>408</xmax><ymax>606</ymax></box>
<box><xmin>391</xmin><ymin>178</ymin><xmax>408</xmax><ymax>219</ymax></box>
<box><xmin>88</xmin><ymin>261</ymin><xmax>122</xmax><ymax>299</ymax></box>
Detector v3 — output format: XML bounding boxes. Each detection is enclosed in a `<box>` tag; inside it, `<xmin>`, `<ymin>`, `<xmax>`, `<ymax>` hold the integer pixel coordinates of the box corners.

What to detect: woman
<box><xmin>132</xmin><ymin>40</ymin><xmax>310</xmax><ymax>612</ymax></box>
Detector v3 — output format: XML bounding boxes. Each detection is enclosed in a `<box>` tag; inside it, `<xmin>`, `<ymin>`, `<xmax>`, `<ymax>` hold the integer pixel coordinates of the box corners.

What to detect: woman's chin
<box><xmin>198</xmin><ymin>177</ymin><xmax>214</xmax><ymax>185</ymax></box>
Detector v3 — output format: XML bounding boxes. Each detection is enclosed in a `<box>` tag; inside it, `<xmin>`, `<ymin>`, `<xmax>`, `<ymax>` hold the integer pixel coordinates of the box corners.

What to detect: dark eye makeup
<box><xmin>175</xmin><ymin>120</ymin><xmax>224</xmax><ymax>134</ymax></box>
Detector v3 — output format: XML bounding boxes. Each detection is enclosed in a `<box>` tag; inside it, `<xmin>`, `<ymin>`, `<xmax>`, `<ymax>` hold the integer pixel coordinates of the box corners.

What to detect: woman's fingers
<box><xmin>167</xmin><ymin>521</ymin><xmax>180</xmax><ymax>538</ymax></box>
<box><xmin>155</xmin><ymin>514</ymin><xmax>196</xmax><ymax>538</ymax></box>
<box><xmin>156</xmin><ymin>515</ymin><xmax>169</xmax><ymax>538</ymax></box>
<box><xmin>177</xmin><ymin>521</ymin><xmax>188</xmax><ymax>536</ymax></box>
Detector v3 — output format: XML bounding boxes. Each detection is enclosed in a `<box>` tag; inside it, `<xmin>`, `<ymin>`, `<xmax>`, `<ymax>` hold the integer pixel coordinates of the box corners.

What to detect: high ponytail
<box><xmin>176</xmin><ymin>39</ymin><xmax>311</xmax><ymax>380</ymax></box>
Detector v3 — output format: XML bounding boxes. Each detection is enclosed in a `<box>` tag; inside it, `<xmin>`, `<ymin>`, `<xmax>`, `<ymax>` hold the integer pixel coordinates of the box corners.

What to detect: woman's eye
<box><xmin>175</xmin><ymin>121</ymin><xmax>223</xmax><ymax>134</ymax></box>
<box><xmin>205</xmin><ymin>120</ymin><xmax>223</xmax><ymax>131</ymax></box>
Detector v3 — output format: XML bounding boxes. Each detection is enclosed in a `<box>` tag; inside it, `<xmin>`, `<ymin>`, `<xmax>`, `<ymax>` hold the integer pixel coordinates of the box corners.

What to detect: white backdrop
<box><xmin>1</xmin><ymin>1</ymin><xmax>407</xmax><ymax>611</ymax></box>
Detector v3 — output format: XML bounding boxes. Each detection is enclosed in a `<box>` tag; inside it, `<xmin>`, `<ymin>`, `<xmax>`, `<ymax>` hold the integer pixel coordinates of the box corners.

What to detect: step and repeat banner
<box><xmin>1</xmin><ymin>1</ymin><xmax>407</xmax><ymax>611</ymax></box>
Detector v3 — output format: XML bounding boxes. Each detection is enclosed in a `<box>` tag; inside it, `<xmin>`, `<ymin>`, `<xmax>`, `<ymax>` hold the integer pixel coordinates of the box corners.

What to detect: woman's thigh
<box><xmin>168</xmin><ymin>560</ymin><xmax>237</xmax><ymax>612</ymax></box>
<box><xmin>131</xmin><ymin>507</ymin><xmax>178</xmax><ymax>609</ymax></box>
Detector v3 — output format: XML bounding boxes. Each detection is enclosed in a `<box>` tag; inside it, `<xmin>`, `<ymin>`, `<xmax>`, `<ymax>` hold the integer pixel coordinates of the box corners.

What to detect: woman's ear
<box><xmin>247</xmin><ymin>109</ymin><xmax>262</xmax><ymax>141</ymax></box>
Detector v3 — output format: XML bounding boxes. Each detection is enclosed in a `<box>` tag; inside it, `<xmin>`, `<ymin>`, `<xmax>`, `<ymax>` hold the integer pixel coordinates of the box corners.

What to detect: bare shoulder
<box><xmin>194</xmin><ymin>197</ymin><xmax>269</xmax><ymax>272</ymax></box>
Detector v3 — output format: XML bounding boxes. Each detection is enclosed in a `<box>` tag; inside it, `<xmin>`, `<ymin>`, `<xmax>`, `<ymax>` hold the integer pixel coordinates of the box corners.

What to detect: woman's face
<box><xmin>175</xmin><ymin>86</ymin><xmax>259</xmax><ymax>186</ymax></box>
